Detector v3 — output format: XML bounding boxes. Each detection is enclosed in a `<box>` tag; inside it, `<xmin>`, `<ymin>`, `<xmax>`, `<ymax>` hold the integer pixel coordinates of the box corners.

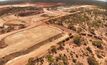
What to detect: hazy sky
<box><xmin>97</xmin><ymin>0</ymin><xmax>107</xmax><ymax>2</ymax></box>
<box><xmin>0</xmin><ymin>0</ymin><xmax>107</xmax><ymax>2</ymax></box>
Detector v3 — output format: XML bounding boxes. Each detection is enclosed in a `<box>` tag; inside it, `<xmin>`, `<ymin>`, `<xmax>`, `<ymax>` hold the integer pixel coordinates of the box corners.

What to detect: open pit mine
<box><xmin>0</xmin><ymin>2</ymin><xmax>106</xmax><ymax>65</ymax></box>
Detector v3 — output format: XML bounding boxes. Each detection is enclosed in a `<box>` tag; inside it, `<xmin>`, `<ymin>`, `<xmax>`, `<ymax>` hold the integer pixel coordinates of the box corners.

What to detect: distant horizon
<box><xmin>0</xmin><ymin>0</ymin><xmax>107</xmax><ymax>2</ymax></box>
<box><xmin>0</xmin><ymin>0</ymin><xmax>106</xmax><ymax>8</ymax></box>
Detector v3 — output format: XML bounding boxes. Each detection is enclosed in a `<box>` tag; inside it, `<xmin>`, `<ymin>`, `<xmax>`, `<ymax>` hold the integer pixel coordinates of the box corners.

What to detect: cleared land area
<box><xmin>5</xmin><ymin>34</ymin><xmax>69</xmax><ymax>65</ymax></box>
<box><xmin>0</xmin><ymin>25</ymin><xmax>62</xmax><ymax>58</ymax></box>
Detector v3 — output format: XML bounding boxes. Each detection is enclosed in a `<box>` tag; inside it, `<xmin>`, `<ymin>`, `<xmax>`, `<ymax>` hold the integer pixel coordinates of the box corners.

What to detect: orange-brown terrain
<box><xmin>0</xmin><ymin>3</ymin><xmax>107</xmax><ymax>65</ymax></box>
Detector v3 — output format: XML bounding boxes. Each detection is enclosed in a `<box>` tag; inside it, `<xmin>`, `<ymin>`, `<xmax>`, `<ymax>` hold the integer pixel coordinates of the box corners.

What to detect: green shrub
<box><xmin>87</xmin><ymin>56</ymin><xmax>99</xmax><ymax>65</ymax></box>
<box><xmin>47</xmin><ymin>55</ymin><xmax>54</xmax><ymax>62</ymax></box>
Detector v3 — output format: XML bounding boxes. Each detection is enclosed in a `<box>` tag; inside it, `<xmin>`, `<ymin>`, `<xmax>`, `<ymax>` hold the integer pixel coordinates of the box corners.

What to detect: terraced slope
<box><xmin>0</xmin><ymin>25</ymin><xmax>62</xmax><ymax>58</ymax></box>
<box><xmin>0</xmin><ymin>24</ymin><xmax>70</xmax><ymax>65</ymax></box>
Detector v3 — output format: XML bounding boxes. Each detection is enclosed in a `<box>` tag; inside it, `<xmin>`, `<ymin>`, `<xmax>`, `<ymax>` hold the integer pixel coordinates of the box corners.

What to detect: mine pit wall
<box><xmin>0</xmin><ymin>33</ymin><xmax>69</xmax><ymax>65</ymax></box>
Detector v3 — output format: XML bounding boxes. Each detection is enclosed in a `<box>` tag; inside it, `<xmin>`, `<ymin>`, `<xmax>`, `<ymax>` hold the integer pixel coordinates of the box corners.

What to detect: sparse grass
<box><xmin>92</xmin><ymin>40</ymin><xmax>103</xmax><ymax>48</ymax></box>
<box><xmin>91</xmin><ymin>20</ymin><xmax>103</xmax><ymax>28</ymax></box>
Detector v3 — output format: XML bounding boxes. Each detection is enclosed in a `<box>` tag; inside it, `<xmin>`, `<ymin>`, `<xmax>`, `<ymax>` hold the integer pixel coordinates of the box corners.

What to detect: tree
<box><xmin>73</xmin><ymin>35</ymin><xmax>82</xmax><ymax>46</ymax></box>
